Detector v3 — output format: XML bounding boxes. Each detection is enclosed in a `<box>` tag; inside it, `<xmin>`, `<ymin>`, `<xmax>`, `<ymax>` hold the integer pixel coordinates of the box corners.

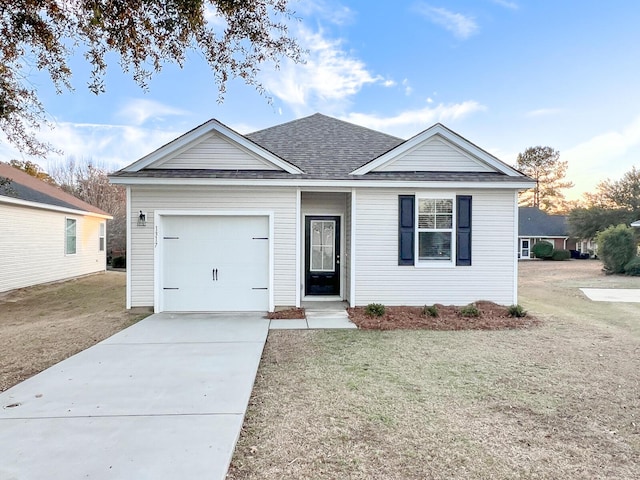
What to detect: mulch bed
<box><xmin>267</xmin><ymin>308</ymin><xmax>306</xmax><ymax>319</ymax></box>
<box><xmin>348</xmin><ymin>301</ymin><xmax>540</xmax><ymax>330</ymax></box>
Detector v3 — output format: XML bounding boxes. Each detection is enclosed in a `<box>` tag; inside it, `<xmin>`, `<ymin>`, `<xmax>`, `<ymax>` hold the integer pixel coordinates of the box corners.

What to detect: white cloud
<box><xmin>297</xmin><ymin>0</ymin><xmax>355</xmax><ymax>26</ymax></box>
<box><xmin>116</xmin><ymin>99</ymin><xmax>188</xmax><ymax>126</ymax></box>
<box><xmin>402</xmin><ymin>79</ymin><xmax>413</xmax><ymax>96</ymax></box>
<box><xmin>262</xmin><ymin>26</ymin><xmax>386</xmax><ymax>114</ymax></box>
<box><xmin>414</xmin><ymin>4</ymin><xmax>479</xmax><ymax>40</ymax></box>
<box><xmin>0</xmin><ymin>121</ymin><xmax>182</xmax><ymax>173</ymax></box>
<box><xmin>341</xmin><ymin>101</ymin><xmax>487</xmax><ymax>137</ymax></box>
<box><xmin>491</xmin><ymin>0</ymin><xmax>519</xmax><ymax>10</ymax></box>
<box><xmin>563</xmin><ymin>116</ymin><xmax>640</xmax><ymax>199</ymax></box>
<box><xmin>525</xmin><ymin>108</ymin><xmax>563</xmax><ymax>118</ymax></box>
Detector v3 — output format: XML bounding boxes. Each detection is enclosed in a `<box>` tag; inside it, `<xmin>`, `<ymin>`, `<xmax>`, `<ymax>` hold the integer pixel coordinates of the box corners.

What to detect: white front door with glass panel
<box><xmin>520</xmin><ymin>239</ymin><xmax>530</xmax><ymax>259</ymax></box>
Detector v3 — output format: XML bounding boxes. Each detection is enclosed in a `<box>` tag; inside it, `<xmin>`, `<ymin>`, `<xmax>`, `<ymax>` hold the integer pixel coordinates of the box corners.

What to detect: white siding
<box><xmin>354</xmin><ymin>188</ymin><xmax>517</xmax><ymax>306</ymax></box>
<box><xmin>129</xmin><ymin>186</ymin><xmax>296</xmax><ymax>308</ymax></box>
<box><xmin>374</xmin><ymin>136</ymin><xmax>494</xmax><ymax>172</ymax></box>
<box><xmin>154</xmin><ymin>132</ymin><xmax>280</xmax><ymax>170</ymax></box>
<box><xmin>0</xmin><ymin>203</ymin><xmax>107</xmax><ymax>293</ymax></box>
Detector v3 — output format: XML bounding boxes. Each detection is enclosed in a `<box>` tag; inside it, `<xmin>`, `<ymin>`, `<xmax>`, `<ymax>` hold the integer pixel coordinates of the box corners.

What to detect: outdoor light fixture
<box><xmin>137</xmin><ymin>211</ymin><xmax>146</xmax><ymax>227</ymax></box>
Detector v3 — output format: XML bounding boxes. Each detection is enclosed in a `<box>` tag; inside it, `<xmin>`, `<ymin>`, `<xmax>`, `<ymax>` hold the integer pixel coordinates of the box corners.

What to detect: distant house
<box><xmin>518</xmin><ymin>207</ymin><xmax>577</xmax><ymax>259</ymax></box>
<box><xmin>0</xmin><ymin>162</ymin><xmax>112</xmax><ymax>293</ymax></box>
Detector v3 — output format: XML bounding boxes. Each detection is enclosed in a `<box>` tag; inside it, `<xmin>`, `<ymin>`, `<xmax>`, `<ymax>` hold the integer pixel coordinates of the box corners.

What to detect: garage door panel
<box><xmin>160</xmin><ymin>216</ymin><xmax>269</xmax><ymax>312</ymax></box>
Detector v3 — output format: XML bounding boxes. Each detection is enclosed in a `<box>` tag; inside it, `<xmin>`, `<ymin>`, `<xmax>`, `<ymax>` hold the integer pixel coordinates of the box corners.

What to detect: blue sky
<box><xmin>2</xmin><ymin>0</ymin><xmax>640</xmax><ymax>199</ymax></box>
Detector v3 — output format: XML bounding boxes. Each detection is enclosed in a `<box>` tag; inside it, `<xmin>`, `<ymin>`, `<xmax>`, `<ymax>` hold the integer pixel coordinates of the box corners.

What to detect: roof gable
<box><xmin>371</xmin><ymin>134</ymin><xmax>495</xmax><ymax>173</ymax></box>
<box><xmin>122</xmin><ymin>119</ymin><xmax>303</xmax><ymax>174</ymax></box>
<box><xmin>351</xmin><ymin>123</ymin><xmax>522</xmax><ymax>176</ymax></box>
<box><xmin>151</xmin><ymin>131</ymin><xmax>281</xmax><ymax>171</ymax></box>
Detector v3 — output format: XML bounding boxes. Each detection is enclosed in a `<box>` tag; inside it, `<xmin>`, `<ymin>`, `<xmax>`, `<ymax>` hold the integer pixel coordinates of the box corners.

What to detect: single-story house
<box><xmin>0</xmin><ymin>162</ymin><xmax>112</xmax><ymax>293</ymax></box>
<box><xmin>518</xmin><ymin>206</ymin><xmax>577</xmax><ymax>259</ymax></box>
<box><xmin>110</xmin><ymin>113</ymin><xmax>535</xmax><ymax>312</ymax></box>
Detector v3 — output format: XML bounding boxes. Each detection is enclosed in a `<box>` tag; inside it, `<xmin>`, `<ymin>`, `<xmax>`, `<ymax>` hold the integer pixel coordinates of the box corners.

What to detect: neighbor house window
<box><xmin>66</xmin><ymin>218</ymin><xmax>77</xmax><ymax>255</ymax></box>
<box><xmin>417</xmin><ymin>197</ymin><xmax>453</xmax><ymax>261</ymax></box>
<box><xmin>99</xmin><ymin>222</ymin><xmax>105</xmax><ymax>251</ymax></box>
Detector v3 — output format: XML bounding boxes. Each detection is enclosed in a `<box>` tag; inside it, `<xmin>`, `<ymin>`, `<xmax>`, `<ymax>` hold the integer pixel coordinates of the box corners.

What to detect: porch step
<box><xmin>270</xmin><ymin>302</ymin><xmax>357</xmax><ymax>330</ymax></box>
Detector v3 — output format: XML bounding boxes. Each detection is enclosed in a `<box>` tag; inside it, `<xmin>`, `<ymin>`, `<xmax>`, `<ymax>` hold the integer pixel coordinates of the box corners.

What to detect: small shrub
<box><xmin>460</xmin><ymin>303</ymin><xmax>480</xmax><ymax>317</ymax></box>
<box><xmin>365</xmin><ymin>303</ymin><xmax>386</xmax><ymax>317</ymax></box>
<box><xmin>596</xmin><ymin>224</ymin><xmax>636</xmax><ymax>274</ymax></box>
<box><xmin>507</xmin><ymin>304</ymin><xmax>527</xmax><ymax>317</ymax></box>
<box><xmin>624</xmin><ymin>257</ymin><xmax>640</xmax><ymax>276</ymax></box>
<box><xmin>111</xmin><ymin>256</ymin><xmax>126</xmax><ymax>268</ymax></box>
<box><xmin>531</xmin><ymin>241</ymin><xmax>554</xmax><ymax>259</ymax></box>
<box><xmin>423</xmin><ymin>305</ymin><xmax>439</xmax><ymax>317</ymax></box>
<box><xmin>551</xmin><ymin>249</ymin><xmax>571</xmax><ymax>261</ymax></box>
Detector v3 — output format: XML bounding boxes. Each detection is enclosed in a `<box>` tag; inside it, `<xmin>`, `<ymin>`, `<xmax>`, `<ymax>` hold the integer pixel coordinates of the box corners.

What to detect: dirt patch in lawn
<box><xmin>348</xmin><ymin>301</ymin><xmax>539</xmax><ymax>330</ymax></box>
<box><xmin>0</xmin><ymin>272</ymin><xmax>147</xmax><ymax>392</ymax></box>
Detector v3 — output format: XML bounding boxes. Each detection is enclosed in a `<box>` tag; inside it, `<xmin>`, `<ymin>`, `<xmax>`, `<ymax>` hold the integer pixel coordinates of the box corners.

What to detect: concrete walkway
<box><xmin>581</xmin><ymin>288</ymin><xmax>640</xmax><ymax>302</ymax></box>
<box><xmin>269</xmin><ymin>301</ymin><xmax>357</xmax><ymax>330</ymax></box>
<box><xmin>0</xmin><ymin>313</ymin><xmax>269</xmax><ymax>480</ymax></box>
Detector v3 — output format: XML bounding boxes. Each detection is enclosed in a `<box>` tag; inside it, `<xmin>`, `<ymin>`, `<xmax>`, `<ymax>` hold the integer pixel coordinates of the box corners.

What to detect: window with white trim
<box><xmin>99</xmin><ymin>222</ymin><xmax>105</xmax><ymax>251</ymax></box>
<box><xmin>416</xmin><ymin>197</ymin><xmax>454</xmax><ymax>262</ymax></box>
<box><xmin>65</xmin><ymin>218</ymin><xmax>77</xmax><ymax>255</ymax></box>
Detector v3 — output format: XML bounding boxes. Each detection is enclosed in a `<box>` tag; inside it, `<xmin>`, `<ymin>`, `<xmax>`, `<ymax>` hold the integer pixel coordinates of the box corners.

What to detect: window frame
<box><xmin>99</xmin><ymin>222</ymin><xmax>106</xmax><ymax>252</ymax></box>
<box><xmin>414</xmin><ymin>194</ymin><xmax>456</xmax><ymax>267</ymax></box>
<box><xmin>65</xmin><ymin>217</ymin><xmax>77</xmax><ymax>255</ymax></box>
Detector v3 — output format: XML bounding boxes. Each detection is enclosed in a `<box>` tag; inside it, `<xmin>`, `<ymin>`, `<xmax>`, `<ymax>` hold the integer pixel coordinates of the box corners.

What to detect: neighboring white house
<box><xmin>0</xmin><ymin>162</ymin><xmax>112</xmax><ymax>293</ymax></box>
<box><xmin>110</xmin><ymin>114</ymin><xmax>534</xmax><ymax>312</ymax></box>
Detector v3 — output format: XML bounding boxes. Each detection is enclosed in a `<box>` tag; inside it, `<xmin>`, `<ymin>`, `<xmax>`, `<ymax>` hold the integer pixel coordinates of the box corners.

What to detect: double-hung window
<box><xmin>417</xmin><ymin>197</ymin><xmax>454</xmax><ymax>263</ymax></box>
<box><xmin>99</xmin><ymin>222</ymin><xmax>105</xmax><ymax>252</ymax></box>
<box><xmin>65</xmin><ymin>218</ymin><xmax>77</xmax><ymax>255</ymax></box>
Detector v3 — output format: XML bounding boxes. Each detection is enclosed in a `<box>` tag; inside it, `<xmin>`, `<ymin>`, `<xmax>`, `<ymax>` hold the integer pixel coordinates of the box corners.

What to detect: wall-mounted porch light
<box><xmin>137</xmin><ymin>211</ymin><xmax>147</xmax><ymax>227</ymax></box>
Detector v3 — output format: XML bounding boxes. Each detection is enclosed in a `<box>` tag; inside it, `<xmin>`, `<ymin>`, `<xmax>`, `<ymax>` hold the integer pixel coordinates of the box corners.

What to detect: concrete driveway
<box><xmin>0</xmin><ymin>313</ymin><xmax>269</xmax><ymax>480</ymax></box>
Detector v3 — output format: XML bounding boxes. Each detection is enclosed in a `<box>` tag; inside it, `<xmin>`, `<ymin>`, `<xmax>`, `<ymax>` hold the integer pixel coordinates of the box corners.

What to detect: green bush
<box><xmin>596</xmin><ymin>224</ymin><xmax>636</xmax><ymax>274</ymax></box>
<box><xmin>531</xmin><ymin>241</ymin><xmax>554</xmax><ymax>259</ymax></box>
<box><xmin>460</xmin><ymin>303</ymin><xmax>480</xmax><ymax>317</ymax></box>
<box><xmin>624</xmin><ymin>257</ymin><xmax>640</xmax><ymax>276</ymax></box>
<box><xmin>507</xmin><ymin>304</ymin><xmax>527</xmax><ymax>317</ymax></box>
<box><xmin>364</xmin><ymin>303</ymin><xmax>386</xmax><ymax>317</ymax></box>
<box><xmin>111</xmin><ymin>256</ymin><xmax>126</xmax><ymax>268</ymax></box>
<box><xmin>423</xmin><ymin>305</ymin><xmax>439</xmax><ymax>317</ymax></box>
<box><xmin>551</xmin><ymin>249</ymin><xmax>571</xmax><ymax>261</ymax></box>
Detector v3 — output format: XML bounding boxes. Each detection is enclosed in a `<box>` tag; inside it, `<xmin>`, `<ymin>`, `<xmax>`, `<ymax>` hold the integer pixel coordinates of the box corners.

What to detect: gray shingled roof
<box><xmin>519</xmin><ymin>207</ymin><xmax>568</xmax><ymax>236</ymax></box>
<box><xmin>0</xmin><ymin>162</ymin><xmax>110</xmax><ymax>215</ymax></box>
<box><xmin>245</xmin><ymin>113</ymin><xmax>405</xmax><ymax>175</ymax></box>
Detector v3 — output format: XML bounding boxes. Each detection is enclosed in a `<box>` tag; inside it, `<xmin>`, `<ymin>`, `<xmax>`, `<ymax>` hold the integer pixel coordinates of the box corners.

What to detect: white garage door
<box><xmin>160</xmin><ymin>215</ymin><xmax>269</xmax><ymax>311</ymax></box>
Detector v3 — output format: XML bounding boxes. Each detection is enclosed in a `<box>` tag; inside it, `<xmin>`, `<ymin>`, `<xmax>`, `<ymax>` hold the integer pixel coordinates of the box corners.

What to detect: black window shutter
<box><xmin>456</xmin><ymin>195</ymin><xmax>472</xmax><ymax>266</ymax></box>
<box><xmin>398</xmin><ymin>195</ymin><xmax>415</xmax><ymax>265</ymax></box>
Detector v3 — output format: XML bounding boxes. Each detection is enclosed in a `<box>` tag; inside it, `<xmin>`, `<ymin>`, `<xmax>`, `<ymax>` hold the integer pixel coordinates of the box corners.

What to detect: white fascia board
<box><xmin>110</xmin><ymin>176</ymin><xmax>535</xmax><ymax>190</ymax></box>
<box><xmin>0</xmin><ymin>195</ymin><xmax>113</xmax><ymax>219</ymax></box>
<box><xmin>120</xmin><ymin>119</ymin><xmax>303</xmax><ymax>174</ymax></box>
<box><xmin>350</xmin><ymin>124</ymin><xmax>523</xmax><ymax>177</ymax></box>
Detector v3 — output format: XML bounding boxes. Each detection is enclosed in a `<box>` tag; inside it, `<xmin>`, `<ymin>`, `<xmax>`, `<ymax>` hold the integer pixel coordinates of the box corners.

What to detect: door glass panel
<box><xmin>310</xmin><ymin>220</ymin><xmax>336</xmax><ymax>272</ymax></box>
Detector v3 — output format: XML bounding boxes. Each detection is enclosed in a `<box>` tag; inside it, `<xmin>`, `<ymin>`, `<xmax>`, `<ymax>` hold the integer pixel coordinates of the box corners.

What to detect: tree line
<box><xmin>516</xmin><ymin>146</ymin><xmax>639</xmax><ymax>241</ymax></box>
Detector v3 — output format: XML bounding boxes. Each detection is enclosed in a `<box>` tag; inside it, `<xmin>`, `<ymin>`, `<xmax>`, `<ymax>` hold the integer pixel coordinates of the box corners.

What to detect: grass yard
<box><xmin>0</xmin><ymin>271</ymin><xmax>148</xmax><ymax>392</ymax></box>
<box><xmin>228</xmin><ymin>260</ymin><xmax>640</xmax><ymax>479</ymax></box>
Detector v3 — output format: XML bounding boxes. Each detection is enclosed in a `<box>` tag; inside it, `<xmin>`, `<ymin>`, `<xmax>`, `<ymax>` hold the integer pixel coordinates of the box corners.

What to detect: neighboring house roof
<box><xmin>519</xmin><ymin>207</ymin><xmax>569</xmax><ymax>237</ymax></box>
<box><xmin>110</xmin><ymin>113</ymin><xmax>535</xmax><ymax>188</ymax></box>
<box><xmin>0</xmin><ymin>162</ymin><xmax>111</xmax><ymax>217</ymax></box>
<box><xmin>631</xmin><ymin>220</ymin><xmax>640</xmax><ymax>228</ymax></box>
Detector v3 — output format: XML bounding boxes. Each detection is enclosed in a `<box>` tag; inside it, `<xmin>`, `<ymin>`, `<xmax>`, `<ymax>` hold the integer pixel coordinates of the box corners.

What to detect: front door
<box><xmin>520</xmin><ymin>239</ymin><xmax>530</xmax><ymax>259</ymax></box>
<box><xmin>305</xmin><ymin>216</ymin><xmax>340</xmax><ymax>296</ymax></box>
